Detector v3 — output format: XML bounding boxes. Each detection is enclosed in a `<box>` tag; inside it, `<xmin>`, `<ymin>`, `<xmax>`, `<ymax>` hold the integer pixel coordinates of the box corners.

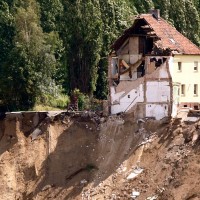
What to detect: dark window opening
<box><xmin>150</xmin><ymin>57</ymin><xmax>163</xmax><ymax>67</ymax></box>
<box><xmin>145</xmin><ymin>38</ymin><xmax>153</xmax><ymax>54</ymax></box>
<box><xmin>181</xmin><ymin>84</ymin><xmax>185</xmax><ymax>95</ymax></box>
<box><xmin>128</xmin><ymin>95</ymin><xmax>130</xmax><ymax>98</ymax></box>
<box><xmin>194</xmin><ymin>105</ymin><xmax>199</xmax><ymax>110</ymax></box>
<box><xmin>184</xmin><ymin>105</ymin><xmax>187</xmax><ymax>107</ymax></box>
<box><xmin>194</xmin><ymin>84</ymin><xmax>198</xmax><ymax>95</ymax></box>
<box><xmin>155</xmin><ymin>59</ymin><xmax>162</xmax><ymax>67</ymax></box>
<box><xmin>139</xmin><ymin>37</ymin><xmax>145</xmax><ymax>54</ymax></box>
<box><xmin>194</xmin><ymin>61</ymin><xmax>198</xmax><ymax>71</ymax></box>
<box><xmin>178</xmin><ymin>62</ymin><xmax>182</xmax><ymax>71</ymax></box>
<box><xmin>163</xmin><ymin>58</ymin><xmax>167</xmax><ymax>62</ymax></box>
<box><xmin>137</xmin><ymin>61</ymin><xmax>145</xmax><ymax>78</ymax></box>
<box><xmin>139</xmin><ymin>37</ymin><xmax>154</xmax><ymax>55</ymax></box>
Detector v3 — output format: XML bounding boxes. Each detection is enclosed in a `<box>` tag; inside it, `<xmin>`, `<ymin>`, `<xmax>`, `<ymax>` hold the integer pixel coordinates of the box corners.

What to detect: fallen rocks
<box><xmin>131</xmin><ymin>190</ymin><xmax>140</xmax><ymax>199</ymax></box>
<box><xmin>31</xmin><ymin>128</ymin><xmax>42</xmax><ymax>141</ymax></box>
<box><xmin>127</xmin><ymin>167</ymin><xmax>144</xmax><ymax>180</ymax></box>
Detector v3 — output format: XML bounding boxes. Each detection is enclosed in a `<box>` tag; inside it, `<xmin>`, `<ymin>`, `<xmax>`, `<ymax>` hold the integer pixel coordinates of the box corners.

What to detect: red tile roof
<box><xmin>141</xmin><ymin>14</ymin><xmax>200</xmax><ymax>54</ymax></box>
<box><xmin>112</xmin><ymin>14</ymin><xmax>200</xmax><ymax>55</ymax></box>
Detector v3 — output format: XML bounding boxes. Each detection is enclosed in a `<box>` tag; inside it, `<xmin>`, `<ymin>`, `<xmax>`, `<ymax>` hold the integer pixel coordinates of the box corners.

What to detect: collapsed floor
<box><xmin>0</xmin><ymin>112</ymin><xmax>199</xmax><ymax>200</ymax></box>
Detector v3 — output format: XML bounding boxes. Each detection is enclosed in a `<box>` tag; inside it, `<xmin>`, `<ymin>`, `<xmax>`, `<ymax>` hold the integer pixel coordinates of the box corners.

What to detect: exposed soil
<box><xmin>0</xmin><ymin>112</ymin><xmax>199</xmax><ymax>200</ymax></box>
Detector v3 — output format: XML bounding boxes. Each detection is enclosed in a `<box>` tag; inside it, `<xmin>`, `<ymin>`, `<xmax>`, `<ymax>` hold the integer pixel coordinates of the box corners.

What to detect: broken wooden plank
<box><xmin>120</xmin><ymin>58</ymin><xmax>144</xmax><ymax>75</ymax></box>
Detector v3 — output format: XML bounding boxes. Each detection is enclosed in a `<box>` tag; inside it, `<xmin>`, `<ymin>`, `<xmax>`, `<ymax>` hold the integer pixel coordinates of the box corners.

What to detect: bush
<box><xmin>72</xmin><ymin>89</ymin><xmax>90</xmax><ymax>111</ymax></box>
<box><xmin>36</xmin><ymin>93</ymin><xmax>70</xmax><ymax>109</ymax></box>
<box><xmin>78</xmin><ymin>93</ymin><xmax>90</xmax><ymax>110</ymax></box>
<box><xmin>50</xmin><ymin>94</ymin><xmax>70</xmax><ymax>108</ymax></box>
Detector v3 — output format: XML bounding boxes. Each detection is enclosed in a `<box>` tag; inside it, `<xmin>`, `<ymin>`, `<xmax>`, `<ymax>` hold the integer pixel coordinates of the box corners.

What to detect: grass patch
<box><xmin>32</xmin><ymin>104</ymin><xmax>63</xmax><ymax>111</ymax></box>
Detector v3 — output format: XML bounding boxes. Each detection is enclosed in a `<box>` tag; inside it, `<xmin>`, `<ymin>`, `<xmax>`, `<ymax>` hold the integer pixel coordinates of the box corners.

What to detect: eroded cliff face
<box><xmin>0</xmin><ymin>112</ymin><xmax>143</xmax><ymax>200</ymax></box>
<box><xmin>0</xmin><ymin>112</ymin><xmax>200</xmax><ymax>200</ymax></box>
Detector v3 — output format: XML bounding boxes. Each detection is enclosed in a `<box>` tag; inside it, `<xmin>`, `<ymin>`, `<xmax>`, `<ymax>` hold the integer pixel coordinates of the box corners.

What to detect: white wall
<box><xmin>110</xmin><ymin>87</ymin><xmax>125</xmax><ymax>104</ymax></box>
<box><xmin>111</xmin><ymin>84</ymin><xmax>144</xmax><ymax>114</ymax></box>
<box><xmin>146</xmin><ymin>81</ymin><xmax>170</xmax><ymax>102</ymax></box>
<box><xmin>159</xmin><ymin>63</ymin><xmax>169</xmax><ymax>78</ymax></box>
<box><xmin>146</xmin><ymin>104</ymin><xmax>169</xmax><ymax>120</ymax></box>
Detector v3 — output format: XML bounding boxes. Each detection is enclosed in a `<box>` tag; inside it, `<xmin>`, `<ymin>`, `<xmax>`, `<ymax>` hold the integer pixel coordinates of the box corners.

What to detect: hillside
<box><xmin>0</xmin><ymin>112</ymin><xmax>199</xmax><ymax>199</ymax></box>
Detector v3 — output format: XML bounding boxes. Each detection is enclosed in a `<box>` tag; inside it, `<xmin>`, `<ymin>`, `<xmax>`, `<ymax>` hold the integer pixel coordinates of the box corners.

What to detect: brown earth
<box><xmin>0</xmin><ymin>112</ymin><xmax>199</xmax><ymax>200</ymax></box>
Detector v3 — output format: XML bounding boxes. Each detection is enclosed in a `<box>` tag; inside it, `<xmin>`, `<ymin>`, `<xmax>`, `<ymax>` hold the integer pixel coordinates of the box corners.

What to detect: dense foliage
<box><xmin>0</xmin><ymin>0</ymin><xmax>199</xmax><ymax>111</ymax></box>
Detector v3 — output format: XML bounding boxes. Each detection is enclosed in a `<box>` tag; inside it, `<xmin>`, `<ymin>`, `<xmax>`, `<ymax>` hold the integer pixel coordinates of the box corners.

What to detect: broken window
<box><xmin>194</xmin><ymin>84</ymin><xmax>198</xmax><ymax>95</ymax></box>
<box><xmin>194</xmin><ymin>61</ymin><xmax>198</xmax><ymax>71</ymax></box>
<box><xmin>181</xmin><ymin>84</ymin><xmax>185</xmax><ymax>95</ymax></box>
<box><xmin>178</xmin><ymin>62</ymin><xmax>182</xmax><ymax>71</ymax></box>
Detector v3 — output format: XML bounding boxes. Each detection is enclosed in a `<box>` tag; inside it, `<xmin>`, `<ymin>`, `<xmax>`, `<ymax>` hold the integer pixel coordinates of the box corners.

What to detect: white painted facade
<box><xmin>111</xmin><ymin>84</ymin><xmax>144</xmax><ymax>114</ymax></box>
<box><xmin>146</xmin><ymin>104</ymin><xmax>169</xmax><ymax>120</ymax></box>
<box><xmin>146</xmin><ymin>81</ymin><xmax>170</xmax><ymax>102</ymax></box>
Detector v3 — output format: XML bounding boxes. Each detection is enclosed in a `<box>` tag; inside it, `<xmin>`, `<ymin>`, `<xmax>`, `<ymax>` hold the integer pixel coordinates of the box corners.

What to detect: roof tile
<box><xmin>140</xmin><ymin>14</ymin><xmax>200</xmax><ymax>54</ymax></box>
<box><xmin>112</xmin><ymin>14</ymin><xmax>200</xmax><ymax>55</ymax></box>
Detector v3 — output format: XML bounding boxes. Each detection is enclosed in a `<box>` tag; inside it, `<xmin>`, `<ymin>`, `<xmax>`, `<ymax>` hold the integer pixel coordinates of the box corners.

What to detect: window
<box><xmin>128</xmin><ymin>95</ymin><xmax>130</xmax><ymax>98</ymax></box>
<box><xmin>181</xmin><ymin>84</ymin><xmax>185</xmax><ymax>95</ymax></box>
<box><xmin>194</xmin><ymin>84</ymin><xmax>198</xmax><ymax>95</ymax></box>
<box><xmin>194</xmin><ymin>61</ymin><xmax>198</xmax><ymax>71</ymax></box>
<box><xmin>178</xmin><ymin>62</ymin><xmax>182</xmax><ymax>71</ymax></box>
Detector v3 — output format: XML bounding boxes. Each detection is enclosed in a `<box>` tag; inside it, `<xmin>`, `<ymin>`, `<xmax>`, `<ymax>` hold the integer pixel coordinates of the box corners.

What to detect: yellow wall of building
<box><xmin>172</xmin><ymin>55</ymin><xmax>200</xmax><ymax>103</ymax></box>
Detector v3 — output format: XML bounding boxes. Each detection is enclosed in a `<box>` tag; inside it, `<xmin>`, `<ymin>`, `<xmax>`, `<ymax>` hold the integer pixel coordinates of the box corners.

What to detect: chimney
<box><xmin>149</xmin><ymin>9</ymin><xmax>160</xmax><ymax>20</ymax></box>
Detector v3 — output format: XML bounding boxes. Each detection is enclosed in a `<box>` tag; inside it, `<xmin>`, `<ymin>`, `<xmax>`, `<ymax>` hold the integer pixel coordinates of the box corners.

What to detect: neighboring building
<box><xmin>108</xmin><ymin>9</ymin><xmax>200</xmax><ymax>120</ymax></box>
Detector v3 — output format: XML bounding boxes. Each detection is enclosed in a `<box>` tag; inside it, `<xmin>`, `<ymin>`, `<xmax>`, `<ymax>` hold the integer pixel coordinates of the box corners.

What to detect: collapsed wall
<box><xmin>109</xmin><ymin>55</ymin><xmax>172</xmax><ymax>120</ymax></box>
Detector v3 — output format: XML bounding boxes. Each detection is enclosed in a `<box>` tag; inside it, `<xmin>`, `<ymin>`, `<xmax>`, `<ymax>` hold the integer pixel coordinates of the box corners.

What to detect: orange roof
<box><xmin>112</xmin><ymin>14</ymin><xmax>200</xmax><ymax>55</ymax></box>
<box><xmin>140</xmin><ymin>14</ymin><xmax>200</xmax><ymax>55</ymax></box>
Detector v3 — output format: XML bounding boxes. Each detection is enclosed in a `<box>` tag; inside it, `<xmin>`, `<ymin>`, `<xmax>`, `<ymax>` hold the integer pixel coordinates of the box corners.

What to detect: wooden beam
<box><xmin>119</xmin><ymin>58</ymin><xmax>144</xmax><ymax>75</ymax></box>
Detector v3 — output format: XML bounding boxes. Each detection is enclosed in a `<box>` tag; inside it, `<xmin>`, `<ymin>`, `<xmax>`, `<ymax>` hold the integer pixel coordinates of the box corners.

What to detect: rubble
<box><xmin>0</xmin><ymin>113</ymin><xmax>200</xmax><ymax>200</ymax></box>
<box><xmin>127</xmin><ymin>167</ymin><xmax>144</xmax><ymax>180</ymax></box>
<box><xmin>31</xmin><ymin>128</ymin><xmax>42</xmax><ymax>141</ymax></box>
<box><xmin>131</xmin><ymin>190</ymin><xmax>140</xmax><ymax>199</ymax></box>
<box><xmin>146</xmin><ymin>195</ymin><xmax>158</xmax><ymax>200</ymax></box>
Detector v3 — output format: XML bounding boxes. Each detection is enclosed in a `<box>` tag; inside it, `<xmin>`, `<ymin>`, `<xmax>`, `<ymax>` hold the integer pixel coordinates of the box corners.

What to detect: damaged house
<box><xmin>108</xmin><ymin>9</ymin><xmax>200</xmax><ymax>120</ymax></box>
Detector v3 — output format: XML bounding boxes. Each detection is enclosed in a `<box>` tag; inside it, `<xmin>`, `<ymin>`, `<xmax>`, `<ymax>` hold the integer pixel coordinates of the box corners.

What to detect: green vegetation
<box><xmin>0</xmin><ymin>0</ymin><xmax>199</xmax><ymax>111</ymax></box>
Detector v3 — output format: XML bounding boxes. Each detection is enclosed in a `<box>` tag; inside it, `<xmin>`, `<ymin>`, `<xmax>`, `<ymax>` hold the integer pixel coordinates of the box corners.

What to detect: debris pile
<box><xmin>0</xmin><ymin>112</ymin><xmax>199</xmax><ymax>200</ymax></box>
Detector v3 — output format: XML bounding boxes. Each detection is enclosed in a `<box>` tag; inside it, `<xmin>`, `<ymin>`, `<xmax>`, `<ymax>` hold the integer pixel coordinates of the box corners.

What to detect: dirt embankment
<box><xmin>0</xmin><ymin>112</ymin><xmax>141</xmax><ymax>199</ymax></box>
<box><xmin>0</xmin><ymin>112</ymin><xmax>199</xmax><ymax>200</ymax></box>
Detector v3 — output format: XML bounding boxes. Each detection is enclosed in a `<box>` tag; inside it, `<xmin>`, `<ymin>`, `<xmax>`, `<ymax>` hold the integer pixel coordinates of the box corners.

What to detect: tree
<box><xmin>131</xmin><ymin>0</ymin><xmax>154</xmax><ymax>13</ymax></box>
<box><xmin>61</xmin><ymin>0</ymin><xmax>103</xmax><ymax>95</ymax></box>
<box><xmin>37</xmin><ymin>0</ymin><xmax>63</xmax><ymax>32</ymax></box>
<box><xmin>94</xmin><ymin>0</ymin><xmax>134</xmax><ymax>99</ymax></box>
<box><xmin>0</xmin><ymin>0</ymin><xmax>61</xmax><ymax>110</ymax></box>
<box><xmin>0</xmin><ymin>1</ymin><xmax>15</xmax><ymax>110</ymax></box>
<box><xmin>185</xmin><ymin>0</ymin><xmax>200</xmax><ymax>45</ymax></box>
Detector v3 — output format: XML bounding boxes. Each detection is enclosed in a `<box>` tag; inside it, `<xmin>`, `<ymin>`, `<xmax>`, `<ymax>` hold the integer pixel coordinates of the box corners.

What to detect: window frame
<box><xmin>194</xmin><ymin>84</ymin><xmax>198</xmax><ymax>96</ymax></box>
<box><xmin>178</xmin><ymin>62</ymin><xmax>182</xmax><ymax>72</ymax></box>
<box><xmin>194</xmin><ymin>61</ymin><xmax>198</xmax><ymax>72</ymax></box>
<box><xmin>181</xmin><ymin>84</ymin><xmax>185</xmax><ymax>96</ymax></box>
